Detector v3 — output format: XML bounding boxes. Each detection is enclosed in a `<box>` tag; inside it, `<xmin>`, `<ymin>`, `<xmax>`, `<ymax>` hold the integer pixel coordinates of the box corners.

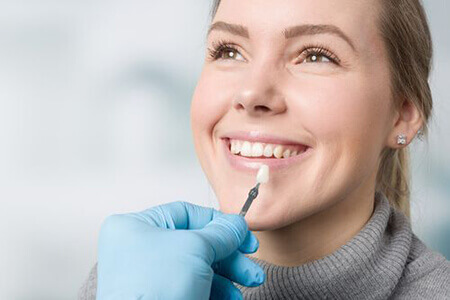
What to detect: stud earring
<box><xmin>417</xmin><ymin>128</ymin><xmax>424</xmax><ymax>140</ymax></box>
<box><xmin>397</xmin><ymin>134</ymin><xmax>407</xmax><ymax>145</ymax></box>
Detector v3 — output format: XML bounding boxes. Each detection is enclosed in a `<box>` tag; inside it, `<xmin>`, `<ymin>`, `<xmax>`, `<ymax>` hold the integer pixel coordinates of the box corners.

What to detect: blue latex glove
<box><xmin>96</xmin><ymin>201</ymin><xmax>265</xmax><ymax>299</ymax></box>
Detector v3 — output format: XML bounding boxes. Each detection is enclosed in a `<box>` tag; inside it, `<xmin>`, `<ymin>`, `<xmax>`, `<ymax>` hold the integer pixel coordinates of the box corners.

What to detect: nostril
<box><xmin>254</xmin><ymin>105</ymin><xmax>270</xmax><ymax>112</ymax></box>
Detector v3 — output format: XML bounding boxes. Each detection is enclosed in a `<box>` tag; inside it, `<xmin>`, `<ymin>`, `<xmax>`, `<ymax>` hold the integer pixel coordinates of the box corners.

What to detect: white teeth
<box><xmin>251</xmin><ymin>142</ymin><xmax>264</xmax><ymax>157</ymax></box>
<box><xmin>229</xmin><ymin>139</ymin><xmax>306</xmax><ymax>159</ymax></box>
<box><xmin>231</xmin><ymin>141</ymin><xmax>237</xmax><ymax>154</ymax></box>
<box><xmin>240</xmin><ymin>141</ymin><xmax>252</xmax><ymax>157</ymax></box>
<box><xmin>263</xmin><ymin>144</ymin><xmax>274</xmax><ymax>157</ymax></box>
<box><xmin>234</xmin><ymin>140</ymin><xmax>242</xmax><ymax>153</ymax></box>
<box><xmin>273</xmin><ymin>145</ymin><xmax>284</xmax><ymax>159</ymax></box>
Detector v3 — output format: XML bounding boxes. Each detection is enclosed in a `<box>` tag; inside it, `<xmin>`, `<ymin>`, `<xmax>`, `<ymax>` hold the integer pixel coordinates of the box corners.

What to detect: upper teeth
<box><xmin>230</xmin><ymin>139</ymin><xmax>306</xmax><ymax>158</ymax></box>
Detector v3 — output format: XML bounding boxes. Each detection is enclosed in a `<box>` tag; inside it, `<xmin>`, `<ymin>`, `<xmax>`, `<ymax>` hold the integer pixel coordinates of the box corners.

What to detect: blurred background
<box><xmin>0</xmin><ymin>0</ymin><xmax>448</xmax><ymax>299</ymax></box>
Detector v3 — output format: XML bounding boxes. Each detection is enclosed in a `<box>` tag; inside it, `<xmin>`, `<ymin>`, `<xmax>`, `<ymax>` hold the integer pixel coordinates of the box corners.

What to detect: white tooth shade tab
<box><xmin>228</xmin><ymin>139</ymin><xmax>307</xmax><ymax>159</ymax></box>
<box><xmin>256</xmin><ymin>164</ymin><xmax>269</xmax><ymax>184</ymax></box>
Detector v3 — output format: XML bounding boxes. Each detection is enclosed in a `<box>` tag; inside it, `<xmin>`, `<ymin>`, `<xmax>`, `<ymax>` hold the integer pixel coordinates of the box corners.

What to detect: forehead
<box><xmin>213</xmin><ymin>0</ymin><xmax>381</xmax><ymax>52</ymax></box>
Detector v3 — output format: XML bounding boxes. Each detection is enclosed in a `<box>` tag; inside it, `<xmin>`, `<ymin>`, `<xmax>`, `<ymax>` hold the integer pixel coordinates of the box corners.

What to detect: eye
<box><xmin>297</xmin><ymin>45</ymin><xmax>340</xmax><ymax>65</ymax></box>
<box><xmin>207</xmin><ymin>39</ymin><xmax>245</xmax><ymax>61</ymax></box>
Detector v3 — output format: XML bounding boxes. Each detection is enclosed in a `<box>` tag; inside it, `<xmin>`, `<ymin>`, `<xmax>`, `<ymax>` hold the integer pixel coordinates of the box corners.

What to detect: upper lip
<box><xmin>220</xmin><ymin>130</ymin><xmax>311</xmax><ymax>147</ymax></box>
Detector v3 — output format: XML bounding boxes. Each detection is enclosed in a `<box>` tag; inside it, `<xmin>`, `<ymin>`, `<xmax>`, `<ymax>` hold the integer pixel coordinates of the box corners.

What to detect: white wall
<box><xmin>0</xmin><ymin>1</ymin><xmax>448</xmax><ymax>299</ymax></box>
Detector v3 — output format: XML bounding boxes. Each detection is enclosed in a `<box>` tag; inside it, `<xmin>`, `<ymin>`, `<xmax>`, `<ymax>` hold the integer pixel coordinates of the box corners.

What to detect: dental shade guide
<box><xmin>239</xmin><ymin>164</ymin><xmax>269</xmax><ymax>217</ymax></box>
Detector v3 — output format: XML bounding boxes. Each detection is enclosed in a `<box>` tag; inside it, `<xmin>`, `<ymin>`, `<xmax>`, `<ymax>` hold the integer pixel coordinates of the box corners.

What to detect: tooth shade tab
<box><xmin>256</xmin><ymin>164</ymin><xmax>269</xmax><ymax>183</ymax></box>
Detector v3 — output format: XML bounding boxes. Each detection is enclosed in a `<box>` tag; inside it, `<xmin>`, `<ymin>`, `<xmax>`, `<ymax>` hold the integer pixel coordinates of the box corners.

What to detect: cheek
<box><xmin>190</xmin><ymin>69</ymin><xmax>231</xmax><ymax>182</ymax></box>
<box><xmin>191</xmin><ymin>71</ymin><xmax>224</xmax><ymax>141</ymax></box>
<box><xmin>290</xmin><ymin>73</ymin><xmax>391</xmax><ymax>196</ymax></box>
<box><xmin>297</xmin><ymin>73</ymin><xmax>391</xmax><ymax>151</ymax></box>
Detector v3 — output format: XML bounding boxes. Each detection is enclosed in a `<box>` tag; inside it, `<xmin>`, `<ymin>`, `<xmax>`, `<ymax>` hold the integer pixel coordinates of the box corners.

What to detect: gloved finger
<box><xmin>212</xmin><ymin>251</ymin><xmax>265</xmax><ymax>287</ymax></box>
<box><xmin>198</xmin><ymin>213</ymin><xmax>248</xmax><ymax>262</ymax></box>
<box><xmin>130</xmin><ymin>201</ymin><xmax>223</xmax><ymax>229</ymax></box>
<box><xmin>239</xmin><ymin>231</ymin><xmax>259</xmax><ymax>254</ymax></box>
<box><xmin>210</xmin><ymin>273</ymin><xmax>243</xmax><ymax>300</ymax></box>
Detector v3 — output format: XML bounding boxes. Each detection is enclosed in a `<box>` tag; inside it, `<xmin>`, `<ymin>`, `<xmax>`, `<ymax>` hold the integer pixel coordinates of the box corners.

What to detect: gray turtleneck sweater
<box><xmin>79</xmin><ymin>192</ymin><xmax>450</xmax><ymax>299</ymax></box>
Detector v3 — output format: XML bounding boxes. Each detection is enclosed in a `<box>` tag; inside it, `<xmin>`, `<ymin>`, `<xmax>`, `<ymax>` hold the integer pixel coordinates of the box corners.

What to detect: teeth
<box><xmin>263</xmin><ymin>144</ymin><xmax>273</xmax><ymax>157</ymax></box>
<box><xmin>235</xmin><ymin>140</ymin><xmax>242</xmax><ymax>153</ymax></box>
<box><xmin>230</xmin><ymin>140</ymin><xmax>241</xmax><ymax>154</ymax></box>
<box><xmin>240</xmin><ymin>141</ymin><xmax>252</xmax><ymax>157</ymax></box>
<box><xmin>273</xmin><ymin>145</ymin><xmax>284</xmax><ymax>158</ymax></box>
<box><xmin>230</xmin><ymin>141</ymin><xmax>242</xmax><ymax>154</ymax></box>
<box><xmin>231</xmin><ymin>141</ymin><xmax>237</xmax><ymax>154</ymax></box>
<box><xmin>251</xmin><ymin>142</ymin><xmax>264</xmax><ymax>157</ymax></box>
<box><xmin>229</xmin><ymin>139</ymin><xmax>306</xmax><ymax>159</ymax></box>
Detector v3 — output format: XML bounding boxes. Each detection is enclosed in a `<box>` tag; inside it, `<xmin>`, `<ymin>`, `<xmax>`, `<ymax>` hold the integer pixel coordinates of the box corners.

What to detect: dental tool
<box><xmin>239</xmin><ymin>164</ymin><xmax>269</xmax><ymax>217</ymax></box>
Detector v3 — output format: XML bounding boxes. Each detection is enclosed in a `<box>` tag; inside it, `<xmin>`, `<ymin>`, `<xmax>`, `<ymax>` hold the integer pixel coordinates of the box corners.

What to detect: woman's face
<box><xmin>191</xmin><ymin>0</ymin><xmax>395</xmax><ymax>230</ymax></box>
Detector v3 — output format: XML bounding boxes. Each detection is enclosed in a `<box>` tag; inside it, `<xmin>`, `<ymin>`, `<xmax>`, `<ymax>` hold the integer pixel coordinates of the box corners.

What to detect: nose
<box><xmin>232</xmin><ymin>68</ymin><xmax>287</xmax><ymax>117</ymax></box>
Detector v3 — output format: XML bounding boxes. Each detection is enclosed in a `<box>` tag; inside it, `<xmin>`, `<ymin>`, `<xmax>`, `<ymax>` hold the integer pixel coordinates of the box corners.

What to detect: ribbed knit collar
<box><xmin>239</xmin><ymin>192</ymin><xmax>413</xmax><ymax>300</ymax></box>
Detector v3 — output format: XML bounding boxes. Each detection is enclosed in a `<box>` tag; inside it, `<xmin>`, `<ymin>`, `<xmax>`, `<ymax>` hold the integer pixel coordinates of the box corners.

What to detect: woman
<box><xmin>80</xmin><ymin>0</ymin><xmax>450</xmax><ymax>299</ymax></box>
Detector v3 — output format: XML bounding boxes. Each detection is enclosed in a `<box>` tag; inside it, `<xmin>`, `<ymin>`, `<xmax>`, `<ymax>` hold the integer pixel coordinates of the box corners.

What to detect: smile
<box><xmin>221</xmin><ymin>137</ymin><xmax>312</xmax><ymax>172</ymax></box>
<box><xmin>230</xmin><ymin>139</ymin><xmax>308</xmax><ymax>159</ymax></box>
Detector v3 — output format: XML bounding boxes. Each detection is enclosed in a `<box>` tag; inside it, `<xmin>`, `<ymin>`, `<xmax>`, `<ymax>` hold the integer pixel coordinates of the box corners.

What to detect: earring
<box><xmin>397</xmin><ymin>134</ymin><xmax>407</xmax><ymax>145</ymax></box>
<box><xmin>417</xmin><ymin>128</ymin><xmax>424</xmax><ymax>140</ymax></box>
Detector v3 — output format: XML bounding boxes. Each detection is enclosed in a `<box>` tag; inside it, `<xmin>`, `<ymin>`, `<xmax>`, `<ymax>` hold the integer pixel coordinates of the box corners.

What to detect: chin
<box><xmin>218</xmin><ymin>193</ymin><xmax>302</xmax><ymax>231</ymax></box>
<box><xmin>245</xmin><ymin>209</ymin><xmax>299</xmax><ymax>231</ymax></box>
<box><xmin>246</xmin><ymin>216</ymin><xmax>291</xmax><ymax>231</ymax></box>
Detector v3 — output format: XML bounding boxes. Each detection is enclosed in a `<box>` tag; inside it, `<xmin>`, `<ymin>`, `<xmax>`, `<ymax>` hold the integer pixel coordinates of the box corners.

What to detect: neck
<box><xmin>248</xmin><ymin>182</ymin><xmax>376</xmax><ymax>266</ymax></box>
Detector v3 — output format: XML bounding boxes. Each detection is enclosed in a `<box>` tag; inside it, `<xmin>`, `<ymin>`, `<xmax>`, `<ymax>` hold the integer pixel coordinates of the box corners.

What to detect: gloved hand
<box><xmin>96</xmin><ymin>201</ymin><xmax>265</xmax><ymax>300</ymax></box>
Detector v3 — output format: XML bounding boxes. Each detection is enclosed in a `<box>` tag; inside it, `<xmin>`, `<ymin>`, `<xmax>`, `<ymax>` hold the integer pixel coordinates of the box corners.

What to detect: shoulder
<box><xmin>78</xmin><ymin>263</ymin><xmax>98</xmax><ymax>300</ymax></box>
<box><xmin>391</xmin><ymin>234</ymin><xmax>450</xmax><ymax>299</ymax></box>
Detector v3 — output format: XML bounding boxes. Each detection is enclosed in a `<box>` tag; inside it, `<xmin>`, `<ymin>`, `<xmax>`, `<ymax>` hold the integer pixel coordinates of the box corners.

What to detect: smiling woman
<box><xmin>190</xmin><ymin>0</ymin><xmax>448</xmax><ymax>298</ymax></box>
<box><xmin>79</xmin><ymin>0</ymin><xmax>449</xmax><ymax>299</ymax></box>
<box><xmin>192</xmin><ymin>0</ymin><xmax>420</xmax><ymax>231</ymax></box>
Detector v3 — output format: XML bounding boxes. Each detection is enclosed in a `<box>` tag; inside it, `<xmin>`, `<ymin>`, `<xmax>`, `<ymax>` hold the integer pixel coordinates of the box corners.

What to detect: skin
<box><xmin>190</xmin><ymin>0</ymin><xmax>423</xmax><ymax>266</ymax></box>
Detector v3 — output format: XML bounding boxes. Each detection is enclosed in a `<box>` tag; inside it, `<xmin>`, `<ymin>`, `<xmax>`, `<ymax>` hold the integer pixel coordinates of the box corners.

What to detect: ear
<box><xmin>386</xmin><ymin>98</ymin><xmax>423</xmax><ymax>149</ymax></box>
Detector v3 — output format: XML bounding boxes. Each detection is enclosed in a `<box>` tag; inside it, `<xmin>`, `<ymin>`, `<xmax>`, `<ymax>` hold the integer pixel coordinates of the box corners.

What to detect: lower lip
<box><xmin>221</xmin><ymin>138</ymin><xmax>312</xmax><ymax>173</ymax></box>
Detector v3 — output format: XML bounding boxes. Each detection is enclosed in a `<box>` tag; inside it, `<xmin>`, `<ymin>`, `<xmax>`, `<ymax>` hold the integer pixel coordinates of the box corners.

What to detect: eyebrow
<box><xmin>207</xmin><ymin>21</ymin><xmax>356</xmax><ymax>52</ymax></box>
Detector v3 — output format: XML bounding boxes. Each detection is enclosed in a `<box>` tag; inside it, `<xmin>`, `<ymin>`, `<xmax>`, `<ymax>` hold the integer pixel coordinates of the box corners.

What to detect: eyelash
<box><xmin>297</xmin><ymin>43</ymin><xmax>340</xmax><ymax>64</ymax></box>
<box><xmin>207</xmin><ymin>39</ymin><xmax>340</xmax><ymax>64</ymax></box>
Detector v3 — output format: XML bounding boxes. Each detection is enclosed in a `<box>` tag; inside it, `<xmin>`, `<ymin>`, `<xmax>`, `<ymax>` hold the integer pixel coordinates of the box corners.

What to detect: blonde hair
<box><xmin>209</xmin><ymin>0</ymin><xmax>433</xmax><ymax>218</ymax></box>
